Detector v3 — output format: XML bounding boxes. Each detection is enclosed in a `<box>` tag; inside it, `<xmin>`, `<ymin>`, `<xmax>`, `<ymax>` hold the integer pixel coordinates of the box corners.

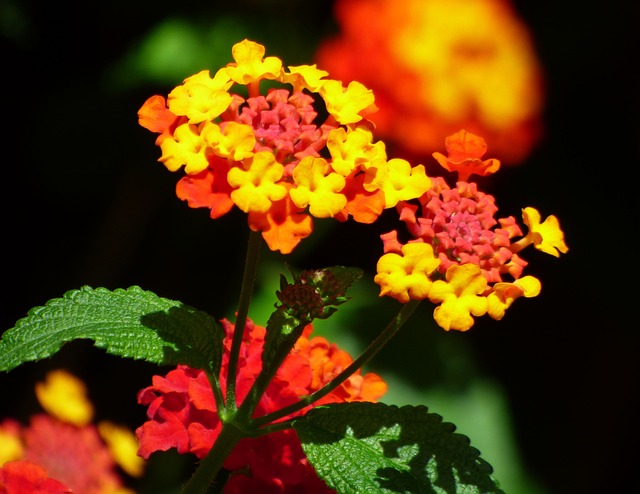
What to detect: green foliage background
<box><xmin>1</xmin><ymin>1</ymin><xmax>637</xmax><ymax>493</ymax></box>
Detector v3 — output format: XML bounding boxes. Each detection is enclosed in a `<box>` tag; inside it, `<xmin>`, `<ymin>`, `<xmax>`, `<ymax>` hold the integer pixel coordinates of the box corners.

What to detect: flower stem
<box><xmin>225</xmin><ymin>230</ymin><xmax>262</xmax><ymax>411</ymax></box>
<box><xmin>180</xmin><ymin>422</ymin><xmax>245</xmax><ymax>494</ymax></box>
<box><xmin>252</xmin><ymin>299</ymin><xmax>422</xmax><ymax>427</ymax></box>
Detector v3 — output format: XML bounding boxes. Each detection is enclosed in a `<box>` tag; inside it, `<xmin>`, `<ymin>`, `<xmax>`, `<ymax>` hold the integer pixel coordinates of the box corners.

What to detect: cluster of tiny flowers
<box><xmin>136</xmin><ymin>318</ymin><xmax>386</xmax><ymax>493</ymax></box>
<box><xmin>375</xmin><ymin>130</ymin><xmax>568</xmax><ymax>331</ymax></box>
<box><xmin>0</xmin><ymin>370</ymin><xmax>143</xmax><ymax>494</ymax></box>
<box><xmin>139</xmin><ymin>39</ymin><xmax>431</xmax><ymax>253</ymax></box>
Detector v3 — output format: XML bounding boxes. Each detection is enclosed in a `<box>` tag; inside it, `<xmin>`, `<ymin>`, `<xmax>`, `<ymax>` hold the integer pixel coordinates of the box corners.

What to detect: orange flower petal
<box><xmin>175</xmin><ymin>157</ymin><xmax>235</xmax><ymax>219</ymax></box>
<box><xmin>248</xmin><ymin>187</ymin><xmax>313</xmax><ymax>254</ymax></box>
<box><xmin>432</xmin><ymin>129</ymin><xmax>501</xmax><ymax>181</ymax></box>
<box><xmin>334</xmin><ymin>171</ymin><xmax>385</xmax><ymax>223</ymax></box>
<box><xmin>137</xmin><ymin>95</ymin><xmax>182</xmax><ymax>145</ymax></box>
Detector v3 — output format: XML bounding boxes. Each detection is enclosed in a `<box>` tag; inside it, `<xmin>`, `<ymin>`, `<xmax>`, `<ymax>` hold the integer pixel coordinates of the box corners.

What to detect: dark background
<box><xmin>1</xmin><ymin>1</ymin><xmax>638</xmax><ymax>493</ymax></box>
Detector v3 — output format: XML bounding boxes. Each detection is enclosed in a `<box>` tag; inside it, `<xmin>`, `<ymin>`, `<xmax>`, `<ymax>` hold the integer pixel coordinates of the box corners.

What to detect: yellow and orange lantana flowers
<box><xmin>138</xmin><ymin>39</ymin><xmax>431</xmax><ymax>254</ymax></box>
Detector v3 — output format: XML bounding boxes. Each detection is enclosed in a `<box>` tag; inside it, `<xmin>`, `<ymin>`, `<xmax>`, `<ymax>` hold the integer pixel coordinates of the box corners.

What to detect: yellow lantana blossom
<box><xmin>140</xmin><ymin>39</ymin><xmax>434</xmax><ymax>253</ymax></box>
<box><xmin>520</xmin><ymin>207</ymin><xmax>569</xmax><ymax>257</ymax></box>
<box><xmin>0</xmin><ymin>428</ymin><xmax>23</xmax><ymax>464</ymax></box>
<box><xmin>375</xmin><ymin>243</ymin><xmax>440</xmax><ymax>303</ymax></box>
<box><xmin>290</xmin><ymin>156</ymin><xmax>347</xmax><ymax>217</ymax></box>
<box><xmin>327</xmin><ymin>127</ymin><xmax>376</xmax><ymax>176</ymax></box>
<box><xmin>167</xmin><ymin>69</ymin><xmax>233</xmax><ymax>124</ymax></box>
<box><xmin>282</xmin><ymin>64</ymin><xmax>329</xmax><ymax>92</ymax></box>
<box><xmin>320</xmin><ymin>80</ymin><xmax>377</xmax><ymax>125</ymax></box>
<box><xmin>159</xmin><ymin>123</ymin><xmax>211</xmax><ymax>174</ymax></box>
<box><xmin>368</xmin><ymin>158</ymin><xmax>431</xmax><ymax>208</ymax></box>
<box><xmin>226</xmin><ymin>39</ymin><xmax>283</xmax><ymax>85</ymax></box>
<box><xmin>98</xmin><ymin>421</ymin><xmax>145</xmax><ymax>478</ymax></box>
<box><xmin>487</xmin><ymin>276</ymin><xmax>541</xmax><ymax>320</ymax></box>
<box><xmin>202</xmin><ymin>121</ymin><xmax>255</xmax><ymax>161</ymax></box>
<box><xmin>428</xmin><ymin>264</ymin><xmax>489</xmax><ymax>331</ymax></box>
<box><xmin>34</xmin><ymin>369</ymin><xmax>94</xmax><ymax>426</ymax></box>
<box><xmin>228</xmin><ymin>151</ymin><xmax>287</xmax><ymax>213</ymax></box>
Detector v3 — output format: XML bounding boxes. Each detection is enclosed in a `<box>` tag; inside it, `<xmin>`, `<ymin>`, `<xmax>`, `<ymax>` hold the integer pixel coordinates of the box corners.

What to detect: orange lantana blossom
<box><xmin>315</xmin><ymin>0</ymin><xmax>544</xmax><ymax>165</ymax></box>
<box><xmin>139</xmin><ymin>39</ymin><xmax>431</xmax><ymax>254</ymax></box>
<box><xmin>375</xmin><ymin>130</ymin><xmax>568</xmax><ymax>331</ymax></box>
<box><xmin>136</xmin><ymin>318</ymin><xmax>386</xmax><ymax>493</ymax></box>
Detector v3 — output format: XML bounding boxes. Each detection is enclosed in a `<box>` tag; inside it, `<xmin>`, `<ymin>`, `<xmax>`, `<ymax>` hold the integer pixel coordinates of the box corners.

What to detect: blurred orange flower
<box><xmin>315</xmin><ymin>0</ymin><xmax>544</xmax><ymax>166</ymax></box>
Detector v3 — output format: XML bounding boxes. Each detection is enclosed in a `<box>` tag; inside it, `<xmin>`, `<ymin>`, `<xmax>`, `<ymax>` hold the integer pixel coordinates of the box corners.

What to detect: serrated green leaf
<box><xmin>294</xmin><ymin>402</ymin><xmax>504</xmax><ymax>494</ymax></box>
<box><xmin>0</xmin><ymin>286</ymin><xmax>222</xmax><ymax>373</ymax></box>
<box><xmin>324</xmin><ymin>265</ymin><xmax>364</xmax><ymax>294</ymax></box>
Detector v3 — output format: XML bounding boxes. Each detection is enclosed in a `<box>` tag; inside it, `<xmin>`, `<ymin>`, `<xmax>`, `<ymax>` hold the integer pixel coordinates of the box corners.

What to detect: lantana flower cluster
<box><xmin>139</xmin><ymin>39</ymin><xmax>431</xmax><ymax>254</ymax></box>
<box><xmin>375</xmin><ymin>130</ymin><xmax>568</xmax><ymax>331</ymax></box>
<box><xmin>315</xmin><ymin>0</ymin><xmax>544</xmax><ymax>165</ymax></box>
<box><xmin>135</xmin><ymin>317</ymin><xmax>386</xmax><ymax>493</ymax></box>
<box><xmin>0</xmin><ymin>370</ymin><xmax>143</xmax><ymax>494</ymax></box>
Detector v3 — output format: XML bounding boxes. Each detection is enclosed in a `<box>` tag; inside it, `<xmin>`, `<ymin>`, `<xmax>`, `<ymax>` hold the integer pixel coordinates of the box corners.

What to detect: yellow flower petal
<box><xmin>326</xmin><ymin>127</ymin><xmax>375</xmax><ymax>176</ymax></box>
<box><xmin>98</xmin><ymin>421</ymin><xmax>145</xmax><ymax>478</ymax></box>
<box><xmin>159</xmin><ymin>123</ymin><xmax>210</xmax><ymax>174</ymax></box>
<box><xmin>320</xmin><ymin>79</ymin><xmax>377</xmax><ymax>124</ymax></box>
<box><xmin>226</xmin><ymin>39</ymin><xmax>283</xmax><ymax>84</ymax></box>
<box><xmin>228</xmin><ymin>151</ymin><xmax>287</xmax><ymax>213</ymax></box>
<box><xmin>35</xmin><ymin>370</ymin><xmax>94</xmax><ymax>426</ymax></box>
<box><xmin>522</xmin><ymin>207</ymin><xmax>569</xmax><ymax>257</ymax></box>
<box><xmin>167</xmin><ymin>69</ymin><xmax>233</xmax><ymax>124</ymax></box>
<box><xmin>428</xmin><ymin>264</ymin><xmax>488</xmax><ymax>331</ymax></box>
<box><xmin>202</xmin><ymin>121</ymin><xmax>255</xmax><ymax>161</ymax></box>
<box><xmin>365</xmin><ymin>158</ymin><xmax>431</xmax><ymax>208</ymax></box>
<box><xmin>0</xmin><ymin>428</ymin><xmax>24</xmax><ymax>465</ymax></box>
<box><xmin>487</xmin><ymin>275</ymin><xmax>541</xmax><ymax>320</ymax></box>
<box><xmin>290</xmin><ymin>156</ymin><xmax>346</xmax><ymax>217</ymax></box>
<box><xmin>375</xmin><ymin>242</ymin><xmax>440</xmax><ymax>303</ymax></box>
<box><xmin>282</xmin><ymin>64</ymin><xmax>329</xmax><ymax>92</ymax></box>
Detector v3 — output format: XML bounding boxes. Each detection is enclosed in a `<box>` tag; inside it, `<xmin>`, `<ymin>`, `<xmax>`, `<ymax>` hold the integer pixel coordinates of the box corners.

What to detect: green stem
<box><xmin>225</xmin><ymin>230</ymin><xmax>262</xmax><ymax>410</ymax></box>
<box><xmin>234</xmin><ymin>321</ymin><xmax>308</xmax><ymax>423</ymax></box>
<box><xmin>206</xmin><ymin>372</ymin><xmax>226</xmax><ymax>421</ymax></box>
<box><xmin>252</xmin><ymin>299</ymin><xmax>422</xmax><ymax>428</ymax></box>
<box><xmin>180</xmin><ymin>422</ymin><xmax>245</xmax><ymax>494</ymax></box>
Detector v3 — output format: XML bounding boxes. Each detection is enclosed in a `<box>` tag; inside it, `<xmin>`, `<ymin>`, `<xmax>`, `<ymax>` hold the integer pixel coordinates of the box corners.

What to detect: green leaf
<box><xmin>0</xmin><ymin>286</ymin><xmax>222</xmax><ymax>373</ymax></box>
<box><xmin>293</xmin><ymin>402</ymin><xmax>504</xmax><ymax>494</ymax></box>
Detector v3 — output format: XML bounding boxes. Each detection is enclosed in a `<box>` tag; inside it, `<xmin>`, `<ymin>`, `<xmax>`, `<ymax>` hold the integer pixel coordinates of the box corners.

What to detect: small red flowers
<box><xmin>136</xmin><ymin>318</ymin><xmax>386</xmax><ymax>492</ymax></box>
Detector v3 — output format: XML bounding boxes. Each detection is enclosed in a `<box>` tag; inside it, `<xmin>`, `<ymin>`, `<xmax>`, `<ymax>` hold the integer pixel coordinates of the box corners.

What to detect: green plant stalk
<box><xmin>180</xmin><ymin>421</ymin><xmax>246</xmax><ymax>494</ymax></box>
<box><xmin>252</xmin><ymin>299</ymin><xmax>422</xmax><ymax>428</ymax></box>
<box><xmin>234</xmin><ymin>320</ymin><xmax>310</xmax><ymax>423</ymax></box>
<box><xmin>225</xmin><ymin>230</ymin><xmax>262</xmax><ymax>411</ymax></box>
<box><xmin>206</xmin><ymin>371</ymin><xmax>226</xmax><ymax>421</ymax></box>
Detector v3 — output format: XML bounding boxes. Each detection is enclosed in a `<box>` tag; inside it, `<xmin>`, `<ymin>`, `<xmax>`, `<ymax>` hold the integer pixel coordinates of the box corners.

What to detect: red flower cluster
<box><xmin>0</xmin><ymin>460</ymin><xmax>70</xmax><ymax>494</ymax></box>
<box><xmin>0</xmin><ymin>416</ymin><xmax>125</xmax><ymax>494</ymax></box>
<box><xmin>136</xmin><ymin>318</ymin><xmax>387</xmax><ymax>492</ymax></box>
